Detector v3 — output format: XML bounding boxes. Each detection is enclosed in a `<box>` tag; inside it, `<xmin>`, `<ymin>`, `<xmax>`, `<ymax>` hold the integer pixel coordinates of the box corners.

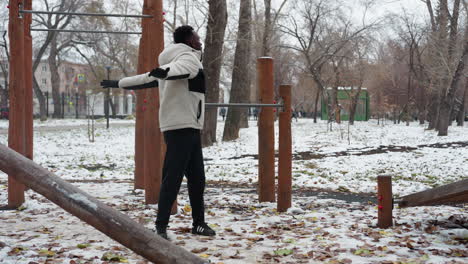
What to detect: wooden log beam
<box><xmin>0</xmin><ymin>143</ymin><xmax>205</xmax><ymax>264</ymax></box>
<box><xmin>399</xmin><ymin>179</ymin><xmax>468</xmax><ymax>208</ymax></box>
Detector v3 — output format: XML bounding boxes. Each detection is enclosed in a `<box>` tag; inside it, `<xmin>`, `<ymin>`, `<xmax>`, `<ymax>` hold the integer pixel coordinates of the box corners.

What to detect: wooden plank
<box><xmin>0</xmin><ymin>143</ymin><xmax>205</xmax><ymax>264</ymax></box>
<box><xmin>399</xmin><ymin>179</ymin><xmax>468</xmax><ymax>208</ymax></box>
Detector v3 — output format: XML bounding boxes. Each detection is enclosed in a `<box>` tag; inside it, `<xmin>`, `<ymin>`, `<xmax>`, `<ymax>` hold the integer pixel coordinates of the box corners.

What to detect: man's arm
<box><xmin>118</xmin><ymin>72</ymin><xmax>159</xmax><ymax>90</ymax></box>
<box><xmin>101</xmin><ymin>74</ymin><xmax>159</xmax><ymax>90</ymax></box>
<box><xmin>153</xmin><ymin>53</ymin><xmax>200</xmax><ymax>81</ymax></box>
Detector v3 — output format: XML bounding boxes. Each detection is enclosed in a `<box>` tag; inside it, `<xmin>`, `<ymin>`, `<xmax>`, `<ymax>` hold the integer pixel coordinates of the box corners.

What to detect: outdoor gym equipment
<box><xmin>0</xmin><ymin>143</ymin><xmax>205</xmax><ymax>263</ymax></box>
<box><xmin>377</xmin><ymin>176</ymin><xmax>468</xmax><ymax>228</ymax></box>
<box><xmin>4</xmin><ymin>0</ymin><xmax>293</xmax><ymax>261</ymax></box>
<box><xmin>3</xmin><ymin>0</ymin><xmax>195</xmax><ymax>263</ymax></box>
<box><xmin>7</xmin><ymin>0</ymin><xmax>164</xmax><ymax>207</ymax></box>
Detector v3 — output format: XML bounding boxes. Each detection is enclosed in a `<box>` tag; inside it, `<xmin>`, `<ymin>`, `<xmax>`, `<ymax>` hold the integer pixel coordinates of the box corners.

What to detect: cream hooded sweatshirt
<box><xmin>118</xmin><ymin>43</ymin><xmax>205</xmax><ymax>132</ymax></box>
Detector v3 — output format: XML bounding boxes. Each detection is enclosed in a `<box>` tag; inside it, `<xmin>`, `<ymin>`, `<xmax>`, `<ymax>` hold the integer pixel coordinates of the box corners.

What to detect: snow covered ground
<box><xmin>0</xmin><ymin>118</ymin><xmax>466</xmax><ymax>263</ymax></box>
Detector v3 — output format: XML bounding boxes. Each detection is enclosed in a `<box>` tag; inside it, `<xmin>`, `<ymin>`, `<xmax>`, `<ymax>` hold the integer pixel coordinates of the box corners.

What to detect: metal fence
<box><xmin>33</xmin><ymin>92</ymin><xmax>134</xmax><ymax>119</ymax></box>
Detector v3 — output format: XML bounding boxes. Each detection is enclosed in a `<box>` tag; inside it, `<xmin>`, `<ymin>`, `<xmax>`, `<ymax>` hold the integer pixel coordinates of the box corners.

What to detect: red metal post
<box><xmin>7</xmin><ymin>0</ymin><xmax>26</xmax><ymax>207</ymax></box>
<box><xmin>258</xmin><ymin>57</ymin><xmax>275</xmax><ymax>202</ymax></box>
<box><xmin>377</xmin><ymin>175</ymin><xmax>393</xmax><ymax>228</ymax></box>
<box><xmin>142</xmin><ymin>0</ymin><xmax>164</xmax><ymax>204</ymax></box>
<box><xmin>277</xmin><ymin>85</ymin><xmax>292</xmax><ymax>212</ymax></box>
<box><xmin>24</xmin><ymin>0</ymin><xmax>33</xmax><ymax>161</ymax></box>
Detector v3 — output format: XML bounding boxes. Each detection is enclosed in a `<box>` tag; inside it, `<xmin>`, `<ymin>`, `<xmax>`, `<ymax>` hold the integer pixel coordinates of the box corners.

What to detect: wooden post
<box><xmin>0</xmin><ymin>144</ymin><xmax>205</xmax><ymax>264</ymax></box>
<box><xmin>258</xmin><ymin>57</ymin><xmax>275</xmax><ymax>202</ymax></box>
<box><xmin>377</xmin><ymin>176</ymin><xmax>393</xmax><ymax>228</ymax></box>
<box><xmin>134</xmin><ymin>39</ymin><xmax>146</xmax><ymax>190</ymax></box>
<box><xmin>7</xmin><ymin>0</ymin><xmax>26</xmax><ymax>208</ymax></box>
<box><xmin>142</xmin><ymin>0</ymin><xmax>164</xmax><ymax>204</ymax></box>
<box><xmin>24</xmin><ymin>0</ymin><xmax>33</xmax><ymax>162</ymax></box>
<box><xmin>277</xmin><ymin>85</ymin><xmax>292</xmax><ymax>212</ymax></box>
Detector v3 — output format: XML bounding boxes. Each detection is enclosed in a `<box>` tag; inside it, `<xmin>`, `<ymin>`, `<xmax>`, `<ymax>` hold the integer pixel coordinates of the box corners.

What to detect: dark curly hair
<box><xmin>173</xmin><ymin>25</ymin><xmax>194</xmax><ymax>44</ymax></box>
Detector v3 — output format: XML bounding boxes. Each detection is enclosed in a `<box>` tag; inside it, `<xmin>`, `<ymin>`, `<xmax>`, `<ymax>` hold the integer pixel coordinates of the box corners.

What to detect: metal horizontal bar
<box><xmin>31</xmin><ymin>28</ymin><xmax>142</xmax><ymax>35</ymax></box>
<box><xmin>20</xmin><ymin>10</ymin><xmax>152</xmax><ymax>18</ymax></box>
<box><xmin>205</xmin><ymin>103</ymin><xmax>283</xmax><ymax>108</ymax></box>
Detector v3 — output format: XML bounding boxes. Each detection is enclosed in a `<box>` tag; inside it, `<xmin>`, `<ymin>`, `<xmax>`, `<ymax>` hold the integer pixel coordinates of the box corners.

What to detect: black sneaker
<box><xmin>192</xmin><ymin>223</ymin><xmax>216</xmax><ymax>236</ymax></box>
<box><xmin>156</xmin><ymin>225</ymin><xmax>169</xmax><ymax>240</ymax></box>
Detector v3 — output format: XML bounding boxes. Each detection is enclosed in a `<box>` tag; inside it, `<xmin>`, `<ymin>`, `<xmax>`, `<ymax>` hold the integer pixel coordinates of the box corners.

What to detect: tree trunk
<box><xmin>32</xmin><ymin>76</ymin><xmax>47</xmax><ymax>121</ymax></box>
<box><xmin>0</xmin><ymin>84</ymin><xmax>7</xmax><ymax>108</ymax></box>
<box><xmin>417</xmin><ymin>82</ymin><xmax>426</xmax><ymax>125</ymax></box>
<box><xmin>438</xmin><ymin>21</ymin><xmax>468</xmax><ymax>136</ymax></box>
<box><xmin>456</xmin><ymin>81</ymin><xmax>467</xmax><ymax>126</ymax></box>
<box><xmin>110</xmin><ymin>95</ymin><xmax>117</xmax><ymax>118</ymax></box>
<box><xmin>426</xmin><ymin>0</ymin><xmax>449</xmax><ymax>130</ymax></box>
<box><xmin>330</xmin><ymin>87</ymin><xmax>338</xmax><ymax>123</ymax></box>
<box><xmin>49</xmin><ymin>37</ymin><xmax>62</xmax><ymax>119</ymax></box>
<box><xmin>201</xmin><ymin>0</ymin><xmax>227</xmax><ymax>147</ymax></box>
<box><xmin>427</xmin><ymin>91</ymin><xmax>440</xmax><ymax>129</ymax></box>
<box><xmin>437</xmin><ymin>0</ymin><xmax>461</xmax><ymax>132</ymax></box>
<box><xmin>223</xmin><ymin>0</ymin><xmax>252</xmax><ymax>141</ymax></box>
<box><xmin>262</xmin><ymin>0</ymin><xmax>271</xmax><ymax>56</ymax></box>
<box><xmin>313</xmin><ymin>87</ymin><xmax>320</xmax><ymax>123</ymax></box>
<box><xmin>349</xmin><ymin>88</ymin><xmax>362</xmax><ymax>125</ymax></box>
<box><xmin>123</xmin><ymin>90</ymin><xmax>129</xmax><ymax>114</ymax></box>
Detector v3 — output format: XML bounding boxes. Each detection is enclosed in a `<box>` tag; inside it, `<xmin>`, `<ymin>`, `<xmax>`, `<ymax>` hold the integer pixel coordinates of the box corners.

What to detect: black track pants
<box><xmin>156</xmin><ymin>128</ymin><xmax>205</xmax><ymax>228</ymax></box>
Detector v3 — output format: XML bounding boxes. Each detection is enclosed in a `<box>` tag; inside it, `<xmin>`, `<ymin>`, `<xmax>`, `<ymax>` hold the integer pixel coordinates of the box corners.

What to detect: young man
<box><xmin>101</xmin><ymin>25</ymin><xmax>215</xmax><ymax>240</ymax></box>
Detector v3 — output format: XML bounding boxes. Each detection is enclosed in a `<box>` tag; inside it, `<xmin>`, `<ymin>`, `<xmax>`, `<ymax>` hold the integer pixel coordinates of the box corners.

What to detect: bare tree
<box><xmin>31</xmin><ymin>0</ymin><xmax>82</xmax><ymax>120</ymax></box>
<box><xmin>201</xmin><ymin>0</ymin><xmax>228</xmax><ymax>147</ymax></box>
<box><xmin>222</xmin><ymin>0</ymin><xmax>252</xmax><ymax>141</ymax></box>
<box><xmin>0</xmin><ymin>31</ymin><xmax>9</xmax><ymax>109</ymax></box>
<box><xmin>438</xmin><ymin>11</ymin><xmax>467</xmax><ymax>135</ymax></box>
<box><xmin>347</xmin><ymin>38</ymin><xmax>371</xmax><ymax>125</ymax></box>
<box><xmin>281</xmin><ymin>0</ymin><xmax>377</xmax><ymax>126</ymax></box>
<box><xmin>398</xmin><ymin>11</ymin><xmax>430</xmax><ymax>124</ymax></box>
<box><xmin>261</xmin><ymin>0</ymin><xmax>289</xmax><ymax>56</ymax></box>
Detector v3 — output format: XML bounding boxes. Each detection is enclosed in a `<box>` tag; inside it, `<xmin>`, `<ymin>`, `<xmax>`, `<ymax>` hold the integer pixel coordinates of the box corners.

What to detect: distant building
<box><xmin>0</xmin><ymin>59</ymin><xmax>133</xmax><ymax>117</ymax></box>
<box><xmin>321</xmin><ymin>87</ymin><xmax>370</xmax><ymax>121</ymax></box>
<box><xmin>35</xmin><ymin>60</ymin><xmax>91</xmax><ymax>95</ymax></box>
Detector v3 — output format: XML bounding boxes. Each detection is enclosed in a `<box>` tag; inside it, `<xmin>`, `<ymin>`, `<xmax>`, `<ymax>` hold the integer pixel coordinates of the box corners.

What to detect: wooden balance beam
<box><xmin>0</xmin><ymin>143</ymin><xmax>205</xmax><ymax>264</ymax></box>
<box><xmin>377</xmin><ymin>176</ymin><xmax>468</xmax><ymax>229</ymax></box>
<box><xmin>398</xmin><ymin>178</ymin><xmax>468</xmax><ymax>208</ymax></box>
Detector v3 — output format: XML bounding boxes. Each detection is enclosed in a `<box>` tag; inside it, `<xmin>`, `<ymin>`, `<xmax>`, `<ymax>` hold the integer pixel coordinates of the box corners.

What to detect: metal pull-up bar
<box><xmin>30</xmin><ymin>28</ymin><xmax>142</xmax><ymax>35</ymax></box>
<box><xmin>205</xmin><ymin>103</ymin><xmax>283</xmax><ymax>108</ymax></box>
<box><xmin>19</xmin><ymin>10</ymin><xmax>153</xmax><ymax>19</ymax></box>
<box><xmin>22</xmin><ymin>8</ymin><xmax>150</xmax><ymax>35</ymax></box>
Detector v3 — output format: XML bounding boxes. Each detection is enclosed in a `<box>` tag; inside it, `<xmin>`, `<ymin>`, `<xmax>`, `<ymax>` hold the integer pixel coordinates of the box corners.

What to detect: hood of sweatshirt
<box><xmin>159</xmin><ymin>43</ymin><xmax>202</xmax><ymax>65</ymax></box>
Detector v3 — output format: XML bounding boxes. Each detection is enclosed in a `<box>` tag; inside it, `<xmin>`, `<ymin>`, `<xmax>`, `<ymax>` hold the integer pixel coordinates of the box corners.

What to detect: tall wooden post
<box><xmin>24</xmin><ymin>0</ymin><xmax>33</xmax><ymax>161</ymax></box>
<box><xmin>377</xmin><ymin>176</ymin><xmax>393</xmax><ymax>228</ymax></box>
<box><xmin>134</xmin><ymin>33</ymin><xmax>146</xmax><ymax>190</ymax></box>
<box><xmin>141</xmin><ymin>0</ymin><xmax>164</xmax><ymax>204</ymax></box>
<box><xmin>277</xmin><ymin>85</ymin><xmax>292</xmax><ymax>212</ymax></box>
<box><xmin>258</xmin><ymin>57</ymin><xmax>275</xmax><ymax>202</ymax></box>
<box><xmin>7</xmin><ymin>0</ymin><xmax>26</xmax><ymax>208</ymax></box>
